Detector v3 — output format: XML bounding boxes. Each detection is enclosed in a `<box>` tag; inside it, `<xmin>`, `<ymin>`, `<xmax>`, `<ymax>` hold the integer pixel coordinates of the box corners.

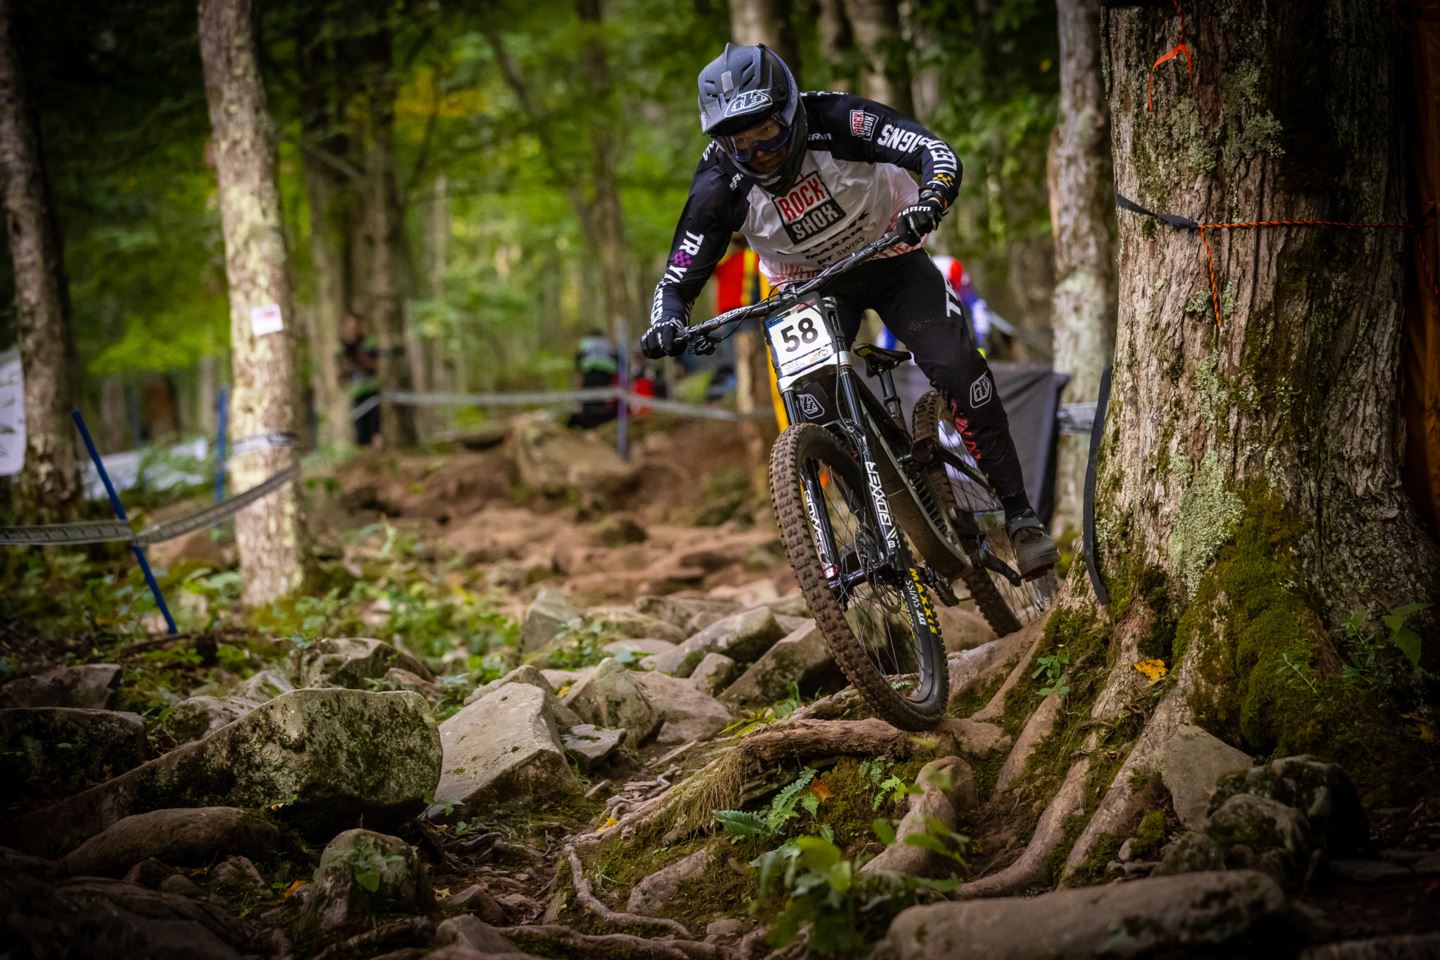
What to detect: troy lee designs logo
<box><xmin>772</xmin><ymin>172</ymin><xmax>846</xmax><ymax>244</ymax></box>
<box><xmin>724</xmin><ymin>91</ymin><xmax>772</xmax><ymax>116</ymax></box>
<box><xmin>876</xmin><ymin>123</ymin><xmax>923</xmax><ymax>153</ymax></box>
<box><xmin>865</xmin><ymin>461</ymin><xmax>899</xmax><ymax>549</ymax></box>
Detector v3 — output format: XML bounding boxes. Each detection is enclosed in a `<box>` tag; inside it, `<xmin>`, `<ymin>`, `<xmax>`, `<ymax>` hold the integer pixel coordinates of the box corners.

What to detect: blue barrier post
<box><xmin>615</xmin><ymin>318</ymin><xmax>630</xmax><ymax>462</ymax></box>
<box><xmin>72</xmin><ymin>410</ymin><xmax>178</xmax><ymax>635</ymax></box>
<box><xmin>214</xmin><ymin>386</ymin><xmax>228</xmax><ymax>505</ymax></box>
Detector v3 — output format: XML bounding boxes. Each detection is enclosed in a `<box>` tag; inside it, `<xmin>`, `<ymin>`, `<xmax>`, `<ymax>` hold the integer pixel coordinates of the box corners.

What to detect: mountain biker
<box><xmin>640</xmin><ymin>43</ymin><xmax>1058</xmax><ymax>579</ymax></box>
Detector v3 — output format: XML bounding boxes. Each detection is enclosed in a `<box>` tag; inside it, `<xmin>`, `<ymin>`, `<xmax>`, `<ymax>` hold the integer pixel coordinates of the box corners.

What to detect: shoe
<box><xmin>1005</xmin><ymin>510</ymin><xmax>1059</xmax><ymax>580</ymax></box>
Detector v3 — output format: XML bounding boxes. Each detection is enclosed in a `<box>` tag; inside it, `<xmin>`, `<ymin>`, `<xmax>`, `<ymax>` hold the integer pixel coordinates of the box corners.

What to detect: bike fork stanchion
<box><xmin>72</xmin><ymin>410</ymin><xmax>178</xmax><ymax>636</ymax></box>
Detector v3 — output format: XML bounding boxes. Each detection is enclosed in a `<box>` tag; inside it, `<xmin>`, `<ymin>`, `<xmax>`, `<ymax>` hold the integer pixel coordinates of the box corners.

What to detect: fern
<box><xmin>714</xmin><ymin>809</ymin><xmax>774</xmax><ymax>842</ymax></box>
<box><xmin>766</xmin><ymin>768</ymin><xmax>818</xmax><ymax>831</ymax></box>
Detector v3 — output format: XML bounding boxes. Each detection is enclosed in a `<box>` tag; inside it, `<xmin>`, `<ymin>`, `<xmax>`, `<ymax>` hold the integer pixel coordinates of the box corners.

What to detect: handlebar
<box><xmin>680</xmin><ymin>231</ymin><xmax>903</xmax><ymax>352</ymax></box>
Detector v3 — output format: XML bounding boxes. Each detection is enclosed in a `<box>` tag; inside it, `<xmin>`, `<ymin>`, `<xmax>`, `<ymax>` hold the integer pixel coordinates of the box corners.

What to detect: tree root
<box><xmin>993</xmin><ymin>692</ymin><xmax>1063</xmax><ymax>794</ymax></box>
<box><xmin>971</xmin><ymin>622</ymin><xmax>1048</xmax><ymax>723</ymax></box>
<box><xmin>500</xmin><ymin>923</ymin><xmax>729</xmax><ymax>959</ymax></box>
<box><xmin>950</xmin><ymin>621</ymin><xmax>1043</xmax><ymax>708</ymax></box>
<box><xmin>564</xmin><ymin>845</ymin><xmax>692</xmax><ymax>939</ymax></box>
<box><xmin>311</xmin><ymin>917</ymin><xmax>434</xmax><ymax>960</ymax></box>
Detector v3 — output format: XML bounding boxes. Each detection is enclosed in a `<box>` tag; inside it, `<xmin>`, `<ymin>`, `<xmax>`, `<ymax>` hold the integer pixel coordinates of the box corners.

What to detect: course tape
<box><xmin>228</xmin><ymin>431</ymin><xmax>302</xmax><ymax>458</ymax></box>
<box><xmin>384</xmin><ymin>388</ymin><xmax>764</xmax><ymax>422</ymax></box>
<box><xmin>0</xmin><ymin>463</ymin><xmax>300</xmax><ymax>548</ymax></box>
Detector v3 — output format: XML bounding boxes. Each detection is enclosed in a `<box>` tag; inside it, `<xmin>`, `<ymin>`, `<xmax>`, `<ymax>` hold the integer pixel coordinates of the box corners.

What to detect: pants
<box><xmin>353</xmin><ymin>390</ymin><xmax>381</xmax><ymax>446</ymax></box>
<box><xmin>822</xmin><ymin>249</ymin><xmax>1028</xmax><ymax>507</ymax></box>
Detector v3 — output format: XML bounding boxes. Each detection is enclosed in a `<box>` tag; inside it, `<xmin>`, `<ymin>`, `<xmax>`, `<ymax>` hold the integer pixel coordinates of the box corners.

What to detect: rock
<box><xmin>125</xmin><ymin>858</ymin><xmax>182</xmax><ymax>889</ymax></box>
<box><xmin>160</xmin><ymin>696</ymin><xmax>256</xmax><ymax>744</ymax></box>
<box><xmin>705</xmin><ymin>917</ymin><xmax>748</xmax><ymax>943</ymax></box>
<box><xmin>511</xmin><ymin>411</ymin><xmax>639</xmax><ymax>504</ymax></box>
<box><xmin>626</xmin><ymin>848</ymin><xmax>711</xmax><ymax>916</ymax></box>
<box><xmin>708</xmin><ymin>580</ymin><xmax>781</xmax><ymax>608</ymax></box>
<box><xmin>233</xmin><ymin>669</ymin><xmax>293</xmax><ymax>703</ymax></box>
<box><xmin>862</xmin><ymin>757</ymin><xmax>975</xmax><ymax>877</ymax></box>
<box><xmin>1157</xmin><ymin>724</ymin><xmax>1254</xmax><ymax>828</ymax></box>
<box><xmin>633</xmin><ymin>672</ymin><xmax>733</xmax><ymax>746</ymax></box>
<box><xmin>1414</xmin><ymin>852</ymin><xmax>1440</xmax><ymax>876</ymax></box>
<box><xmin>378</xmin><ymin>667</ymin><xmax>440</xmax><ymax>698</ymax></box>
<box><xmin>302</xmin><ymin>829</ymin><xmax>433</xmax><ymax>932</ymax></box>
<box><xmin>300</xmin><ymin>637</ymin><xmax>435</xmax><ymax>689</ymax></box>
<box><xmin>602</xmin><ymin>639</ymin><xmax>678</xmax><ymax>660</ymax></box>
<box><xmin>720</xmin><ymin>620</ymin><xmax>845</xmax><ymax>707</ymax></box>
<box><xmin>936</xmin><ymin>717</ymin><xmax>1011</xmax><ymax>758</ymax></box>
<box><xmin>519</xmin><ymin>586</ymin><xmax>579</xmax><ymax>654</ymax></box>
<box><xmin>465</xmin><ymin>664</ymin><xmax>556</xmax><ymax>704</ymax></box>
<box><xmin>645</xmin><ymin>608</ymin><xmax>787</xmax><ymax>677</ymax></box>
<box><xmin>1299</xmin><ymin>933</ymin><xmax>1440</xmax><ymax>959</ymax></box>
<box><xmin>1205</xmin><ymin>793</ymin><xmax>1313</xmax><ymax>889</ymax></box>
<box><xmin>561</xmin><ymin>724</ymin><xmax>628</xmax><ymax>769</ymax></box>
<box><xmin>433</xmin><ymin>683</ymin><xmax>578</xmax><ymax>818</ymax></box>
<box><xmin>3</xmin><ymin>689</ymin><xmax>441</xmax><ymax>857</ymax></box>
<box><xmin>635</xmin><ymin>594</ymin><xmax>742</xmax><ymax>632</ymax></box>
<box><xmin>584</xmin><ymin>608</ymin><xmax>686</xmax><ymax>643</ymax></box>
<box><xmin>0</xmin><ymin>663</ymin><xmax>121</xmax><ymax>709</ymax></box>
<box><xmin>435</xmin><ymin>915</ymin><xmax>530</xmax><ymax>955</ymax></box>
<box><xmin>885</xmin><ymin>869</ymin><xmax>1292</xmax><ymax>960</ymax></box>
<box><xmin>62</xmin><ymin>807</ymin><xmax>284</xmax><ymax>877</ymax></box>
<box><xmin>0</xmin><ymin>706</ymin><xmax>146</xmax><ymax>802</ymax></box>
<box><xmin>210</xmin><ymin>855</ymin><xmax>269</xmax><ymax>907</ymax></box>
<box><xmin>691</xmin><ymin>653</ymin><xmax>737</xmax><ymax>695</ymax></box>
<box><xmin>592</xmin><ymin>516</ymin><xmax>647</xmax><ymax>545</ymax></box>
<box><xmin>1</xmin><ymin>851</ymin><xmax>248</xmax><ymax>960</ymax></box>
<box><xmin>443</xmin><ymin>884</ymin><xmax>506</xmax><ymax>924</ymax></box>
<box><xmin>561</xmin><ymin>658</ymin><xmax>663</xmax><ymax>745</ymax></box>
<box><xmin>158</xmin><ymin>872</ymin><xmax>205</xmax><ymax>898</ymax></box>
<box><xmin>1328</xmin><ymin>859</ymin><xmax>1415</xmax><ymax>884</ymax></box>
<box><xmin>1210</xmin><ymin>755</ymin><xmax>1368</xmax><ymax>855</ymax></box>
<box><xmin>1155</xmin><ymin>831</ymin><xmax>1227</xmax><ymax>876</ymax></box>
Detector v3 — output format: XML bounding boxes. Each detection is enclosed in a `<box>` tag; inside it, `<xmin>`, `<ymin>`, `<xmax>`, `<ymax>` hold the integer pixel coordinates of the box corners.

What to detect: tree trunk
<box><xmin>198</xmin><ymin>0</ymin><xmax>308</xmax><ymax>607</ymax></box>
<box><xmin>900</xmin><ymin>1</ymin><xmax>940</xmax><ymax>122</ymax></box>
<box><xmin>360</xmin><ymin>10</ymin><xmax>417</xmax><ymax>449</ymax></box>
<box><xmin>842</xmin><ymin>0</ymin><xmax>912</xmax><ymax>115</ymax></box>
<box><xmin>297</xmin><ymin>25</ymin><xmax>353</xmax><ymax>453</ymax></box>
<box><xmin>1048</xmin><ymin>0</ymin><xmax>1115</xmax><ymax>535</ymax></box>
<box><xmin>817</xmin><ymin>0</ymin><xmax>853</xmax><ymax>91</ymax></box>
<box><xmin>728</xmin><ymin>0</ymin><xmax>800</xmax><ymax>76</ymax></box>
<box><xmin>0</xmin><ymin>0</ymin><xmax>81</xmax><ymax>523</ymax></box>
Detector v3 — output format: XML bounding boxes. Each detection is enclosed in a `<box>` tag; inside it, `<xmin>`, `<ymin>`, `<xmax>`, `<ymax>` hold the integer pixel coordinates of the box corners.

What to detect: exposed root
<box><xmin>971</xmin><ymin>623</ymin><xmax>1048</xmax><ymax>723</ymax></box>
<box><xmin>501</xmin><ymin>923</ymin><xmax>729</xmax><ymax>959</ymax></box>
<box><xmin>955</xmin><ymin>756</ymin><xmax>1091</xmax><ymax>898</ymax></box>
<box><xmin>312</xmin><ymin>917</ymin><xmax>434</xmax><ymax>960</ymax></box>
<box><xmin>949</xmin><ymin>621</ymin><xmax>1043</xmax><ymax>707</ymax></box>
<box><xmin>565</xmin><ymin>845</ymin><xmax>692</xmax><ymax>939</ymax></box>
<box><xmin>993</xmin><ymin>692</ymin><xmax>1064</xmax><ymax>794</ymax></box>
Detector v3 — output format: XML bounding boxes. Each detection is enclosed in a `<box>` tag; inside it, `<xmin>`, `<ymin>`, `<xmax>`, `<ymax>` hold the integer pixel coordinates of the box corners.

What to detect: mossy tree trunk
<box><xmin>983</xmin><ymin>0</ymin><xmax>1439</xmax><ymax>892</ymax></box>
<box><xmin>0</xmin><ymin>0</ymin><xmax>81</xmax><ymax>524</ymax></box>
<box><xmin>199</xmin><ymin>0</ymin><xmax>309</xmax><ymax>607</ymax></box>
<box><xmin>1048</xmin><ymin>0</ymin><xmax>1115</xmax><ymax>536</ymax></box>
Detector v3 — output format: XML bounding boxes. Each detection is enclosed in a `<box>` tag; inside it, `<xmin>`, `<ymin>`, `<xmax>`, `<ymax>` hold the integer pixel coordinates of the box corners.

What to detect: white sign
<box><xmin>765</xmin><ymin>304</ymin><xmax>837</xmax><ymax>378</ymax></box>
<box><xmin>0</xmin><ymin>348</ymin><xmax>25</xmax><ymax>477</ymax></box>
<box><xmin>249</xmin><ymin>302</ymin><xmax>284</xmax><ymax>337</ymax></box>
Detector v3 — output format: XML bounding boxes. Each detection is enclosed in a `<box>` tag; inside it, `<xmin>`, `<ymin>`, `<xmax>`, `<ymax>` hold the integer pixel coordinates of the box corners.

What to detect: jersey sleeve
<box><xmin>650</xmin><ymin>145</ymin><xmax>750</xmax><ymax>328</ymax></box>
<box><xmin>804</xmin><ymin>93</ymin><xmax>962</xmax><ymax>208</ymax></box>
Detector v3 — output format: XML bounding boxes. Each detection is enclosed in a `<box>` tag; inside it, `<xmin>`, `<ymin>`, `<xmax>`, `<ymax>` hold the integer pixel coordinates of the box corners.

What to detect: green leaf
<box><xmin>714</xmin><ymin>809</ymin><xmax>774</xmax><ymax>841</ymax></box>
<box><xmin>872</xmin><ymin>818</ymin><xmax>896</xmax><ymax>845</ymax></box>
<box><xmin>793</xmin><ymin>835</ymin><xmax>842</xmax><ymax>872</ymax></box>
<box><xmin>354</xmin><ymin>869</ymin><xmax>381</xmax><ymax>893</ymax></box>
<box><xmin>1390</xmin><ymin>625</ymin><xmax>1423</xmax><ymax>667</ymax></box>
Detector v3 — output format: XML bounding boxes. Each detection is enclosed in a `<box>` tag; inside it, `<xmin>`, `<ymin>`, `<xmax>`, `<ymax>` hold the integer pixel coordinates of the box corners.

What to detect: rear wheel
<box><xmin>912</xmin><ymin>390</ymin><xmax>1054</xmax><ymax>636</ymax></box>
<box><xmin>769</xmin><ymin>422</ymin><xmax>948</xmax><ymax>731</ymax></box>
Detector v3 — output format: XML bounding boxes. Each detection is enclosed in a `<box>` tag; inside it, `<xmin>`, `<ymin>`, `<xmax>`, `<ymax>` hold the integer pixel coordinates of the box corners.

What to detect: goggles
<box><xmin>717</xmin><ymin>115</ymin><xmax>792</xmax><ymax>164</ymax></box>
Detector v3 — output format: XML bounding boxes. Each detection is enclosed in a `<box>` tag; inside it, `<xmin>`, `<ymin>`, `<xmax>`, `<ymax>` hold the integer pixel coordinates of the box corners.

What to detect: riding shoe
<box><xmin>1006</xmin><ymin>510</ymin><xmax>1059</xmax><ymax>580</ymax></box>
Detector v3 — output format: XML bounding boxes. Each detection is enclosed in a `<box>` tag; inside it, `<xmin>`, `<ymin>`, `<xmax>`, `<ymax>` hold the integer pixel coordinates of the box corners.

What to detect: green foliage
<box><xmin>1381</xmin><ymin>602</ymin><xmax>1430</xmax><ymax>668</ymax></box>
<box><xmin>714</xmin><ymin>810</ymin><xmax>773</xmax><ymax>843</ymax></box>
<box><xmin>714</xmin><ymin>767</ymin><xmax>822</xmax><ymax>842</ymax></box>
<box><xmin>1032</xmin><ymin>650</ymin><xmax>1071</xmax><ymax>698</ymax></box>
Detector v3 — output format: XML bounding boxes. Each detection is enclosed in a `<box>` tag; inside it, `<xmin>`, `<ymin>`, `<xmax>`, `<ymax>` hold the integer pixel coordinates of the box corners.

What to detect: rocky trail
<box><xmin>3</xmin><ymin>414</ymin><xmax>1439</xmax><ymax>959</ymax></box>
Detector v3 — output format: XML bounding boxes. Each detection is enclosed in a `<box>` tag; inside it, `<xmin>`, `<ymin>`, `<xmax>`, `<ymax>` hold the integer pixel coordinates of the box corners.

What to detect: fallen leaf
<box><xmin>279</xmin><ymin>879</ymin><xmax>308</xmax><ymax>902</ymax></box>
<box><xmin>598</xmin><ymin>816</ymin><xmax>619</xmax><ymax>831</ymax></box>
<box><xmin>1134</xmin><ymin>658</ymin><xmax>1168</xmax><ymax>683</ymax></box>
<box><xmin>810</xmin><ymin>779</ymin><xmax>833</xmax><ymax>802</ymax></box>
<box><xmin>557</xmin><ymin>685</ymin><xmax>571</xmax><ymax>698</ymax></box>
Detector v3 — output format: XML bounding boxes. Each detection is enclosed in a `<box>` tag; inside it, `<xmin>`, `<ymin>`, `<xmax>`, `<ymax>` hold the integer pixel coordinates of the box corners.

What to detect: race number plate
<box><xmin>766</xmin><ymin>304</ymin><xmax>836</xmax><ymax>377</ymax></box>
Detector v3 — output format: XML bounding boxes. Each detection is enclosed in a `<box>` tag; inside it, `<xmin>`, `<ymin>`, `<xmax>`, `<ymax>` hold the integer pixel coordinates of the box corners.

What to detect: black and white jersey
<box><xmin>650</xmin><ymin>92</ymin><xmax>961</xmax><ymax>326</ymax></box>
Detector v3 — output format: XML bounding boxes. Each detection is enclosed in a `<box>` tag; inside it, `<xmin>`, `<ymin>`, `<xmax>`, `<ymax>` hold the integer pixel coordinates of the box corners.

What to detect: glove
<box><xmin>641</xmin><ymin>316</ymin><xmax>688</xmax><ymax>359</ymax></box>
<box><xmin>897</xmin><ymin>192</ymin><xmax>947</xmax><ymax>245</ymax></box>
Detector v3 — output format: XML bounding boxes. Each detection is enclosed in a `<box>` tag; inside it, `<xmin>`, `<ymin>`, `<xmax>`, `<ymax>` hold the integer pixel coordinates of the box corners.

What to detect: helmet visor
<box><xmin>717</xmin><ymin>114</ymin><xmax>792</xmax><ymax>166</ymax></box>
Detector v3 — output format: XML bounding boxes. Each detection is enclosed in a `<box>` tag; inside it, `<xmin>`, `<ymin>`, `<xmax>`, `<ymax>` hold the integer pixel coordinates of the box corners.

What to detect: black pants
<box><xmin>823</xmin><ymin>250</ymin><xmax>1028</xmax><ymax>508</ymax></box>
<box><xmin>353</xmin><ymin>390</ymin><xmax>381</xmax><ymax>446</ymax></box>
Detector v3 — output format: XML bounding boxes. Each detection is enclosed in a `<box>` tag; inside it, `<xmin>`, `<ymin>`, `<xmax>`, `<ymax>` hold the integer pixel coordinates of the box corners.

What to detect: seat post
<box><xmin>879</xmin><ymin>369</ymin><xmax>904</xmax><ymax>422</ymax></box>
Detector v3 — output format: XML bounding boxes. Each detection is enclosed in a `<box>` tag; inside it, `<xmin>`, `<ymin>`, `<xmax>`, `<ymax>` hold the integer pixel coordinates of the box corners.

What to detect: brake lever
<box><xmin>691</xmin><ymin>333</ymin><xmax>717</xmax><ymax>356</ymax></box>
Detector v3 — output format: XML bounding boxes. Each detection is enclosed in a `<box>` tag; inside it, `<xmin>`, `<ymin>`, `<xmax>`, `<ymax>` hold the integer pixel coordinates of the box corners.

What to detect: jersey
<box><xmin>650</xmin><ymin>92</ymin><xmax>961</xmax><ymax>329</ymax></box>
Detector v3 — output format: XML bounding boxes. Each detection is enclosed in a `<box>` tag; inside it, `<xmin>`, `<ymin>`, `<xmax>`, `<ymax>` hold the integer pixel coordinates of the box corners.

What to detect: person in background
<box><xmin>568</xmin><ymin>328</ymin><xmax>620</xmax><ymax>429</ymax></box>
<box><xmin>877</xmin><ymin>254</ymin><xmax>991</xmax><ymax>355</ymax></box>
<box><xmin>340</xmin><ymin>313</ymin><xmax>381</xmax><ymax>448</ymax></box>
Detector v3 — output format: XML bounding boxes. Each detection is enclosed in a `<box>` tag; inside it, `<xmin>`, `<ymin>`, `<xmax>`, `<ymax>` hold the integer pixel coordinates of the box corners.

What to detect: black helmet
<box><xmin>698</xmin><ymin>43</ymin><xmax>807</xmax><ymax>192</ymax></box>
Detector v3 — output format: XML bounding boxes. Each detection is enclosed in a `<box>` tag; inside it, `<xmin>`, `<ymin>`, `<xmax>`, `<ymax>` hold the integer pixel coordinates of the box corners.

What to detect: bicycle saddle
<box><xmin>853</xmin><ymin>342</ymin><xmax>912</xmax><ymax>376</ymax></box>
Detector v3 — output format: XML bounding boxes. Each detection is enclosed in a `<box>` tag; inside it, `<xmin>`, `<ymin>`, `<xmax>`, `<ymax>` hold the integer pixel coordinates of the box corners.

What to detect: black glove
<box><xmin>897</xmin><ymin>193</ymin><xmax>946</xmax><ymax>245</ymax></box>
<box><xmin>641</xmin><ymin>316</ymin><xmax>688</xmax><ymax>360</ymax></box>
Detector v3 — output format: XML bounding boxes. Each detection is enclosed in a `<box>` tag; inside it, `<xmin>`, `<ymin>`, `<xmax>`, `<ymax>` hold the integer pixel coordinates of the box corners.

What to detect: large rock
<box><xmin>584</xmin><ymin>607</ymin><xmax>686</xmax><ymax>643</ymax></box>
<box><xmin>160</xmin><ymin>696</ymin><xmax>256</xmax><ymax>744</ymax></box>
<box><xmin>633</xmin><ymin>672</ymin><xmax>733</xmax><ymax>746</ymax></box>
<box><xmin>691</xmin><ymin>653</ymin><xmax>737</xmax><ymax>696</ymax></box>
<box><xmin>634</xmin><ymin>594</ymin><xmax>741</xmax><ymax>633</ymax></box>
<box><xmin>561</xmin><ymin>658</ymin><xmax>663</xmax><ymax>744</ymax></box>
<box><xmin>1209</xmin><ymin>755</ymin><xmax>1367</xmax><ymax>854</ymax></box>
<box><xmin>1</xmin><ymin>689</ymin><xmax>441</xmax><ymax>857</ymax></box>
<box><xmin>719</xmin><ymin>620</ymin><xmax>845</xmax><ymax>707</ymax></box>
<box><xmin>1203</xmin><ymin>793</ymin><xmax>1314</xmax><ymax>889</ymax></box>
<box><xmin>643</xmin><ymin>608</ymin><xmax>787</xmax><ymax>677</ymax></box>
<box><xmin>435</xmin><ymin>915</ymin><xmax>531</xmax><ymax>955</ymax></box>
<box><xmin>462</xmin><ymin>665</ymin><xmax>583</xmax><ymax>727</ymax></box>
<box><xmin>0</xmin><ymin>707</ymin><xmax>146</xmax><ymax>802</ymax></box>
<box><xmin>0</xmin><ymin>663</ymin><xmax>121</xmax><ymax>709</ymax></box>
<box><xmin>561</xmin><ymin>724</ymin><xmax>628</xmax><ymax>769</ymax></box>
<box><xmin>302</xmin><ymin>829</ymin><xmax>433</xmax><ymax>932</ymax></box>
<box><xmin>433</xmin><ymin>683</ymin><xmax>579</xmax><ymax>817</ymax></box>
<box><xmin>1157</xmin><ymin>724</ymin><xmax>1254</xmax><ymax>827</ymax></box>
<box><xmin>0</xmin><ymin>850</ymin><xmax>249</xmax><ymax>960</ymax></box>
<box><xmin>519</xmin><ymin>587</ymin><xmax>578</xmax><ymax>654</ymax></box>
<box><xmin>300</xmin><ymin>637</ymin><xmax>435</xmax><ymax>688</ymax></box>
<box><xmin>232</xmin><ymin>669</ymin><xmax>293</xmax><ymax>704</ymax></box>
<box><xmin>511</xmin><ymin>412</ymin><xmax>639</xmax><ymax>503</ymax></box>
<box><xmin>884</xmin><ymin>870</ymin><xmax>1292</xmax><ymax>959</ymax></box>
<box><xmin>62</xmin><ymin>807</ymin><xmax>283</xmax><ymax>878</ymax></box>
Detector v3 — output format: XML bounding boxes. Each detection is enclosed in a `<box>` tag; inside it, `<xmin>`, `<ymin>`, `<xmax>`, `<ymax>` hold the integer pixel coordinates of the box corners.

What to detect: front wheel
<box><xmin>911</xmin><ymin>390</ymin><xmax>1054</xmax><ymax>636</ymax></box>
<box><xmin>769</xmin><ymin>422</ymin><xmax>948</xmax><ymax>731</ymax></box>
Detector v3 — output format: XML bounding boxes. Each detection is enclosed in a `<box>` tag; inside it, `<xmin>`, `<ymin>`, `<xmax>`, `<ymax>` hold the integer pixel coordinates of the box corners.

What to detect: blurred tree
<box><xmin>0</xmin><ymin>0</ymin><xmax>81</xmax><ymax>522</ymax></box>
<box><xmin>198</xmin><ymin>0</ymin><xmax>308</xmax><ymax>605</ymax></box>
<box><xmin>729</xmin><ymin>0</ymin><xmax>801</xmax><ymax>75</ymax></box>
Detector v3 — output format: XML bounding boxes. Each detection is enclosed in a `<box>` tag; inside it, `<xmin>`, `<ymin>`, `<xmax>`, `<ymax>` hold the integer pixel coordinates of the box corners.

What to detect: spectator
<box><xmin>568</xmin><ymin>328</ymin><xmax>620</xmax><ymax>429</ymax></box>
<box><xmin>340</xmin><ymin>313</ymin><xmax>381</xmax><ymax>447</ymax></box>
